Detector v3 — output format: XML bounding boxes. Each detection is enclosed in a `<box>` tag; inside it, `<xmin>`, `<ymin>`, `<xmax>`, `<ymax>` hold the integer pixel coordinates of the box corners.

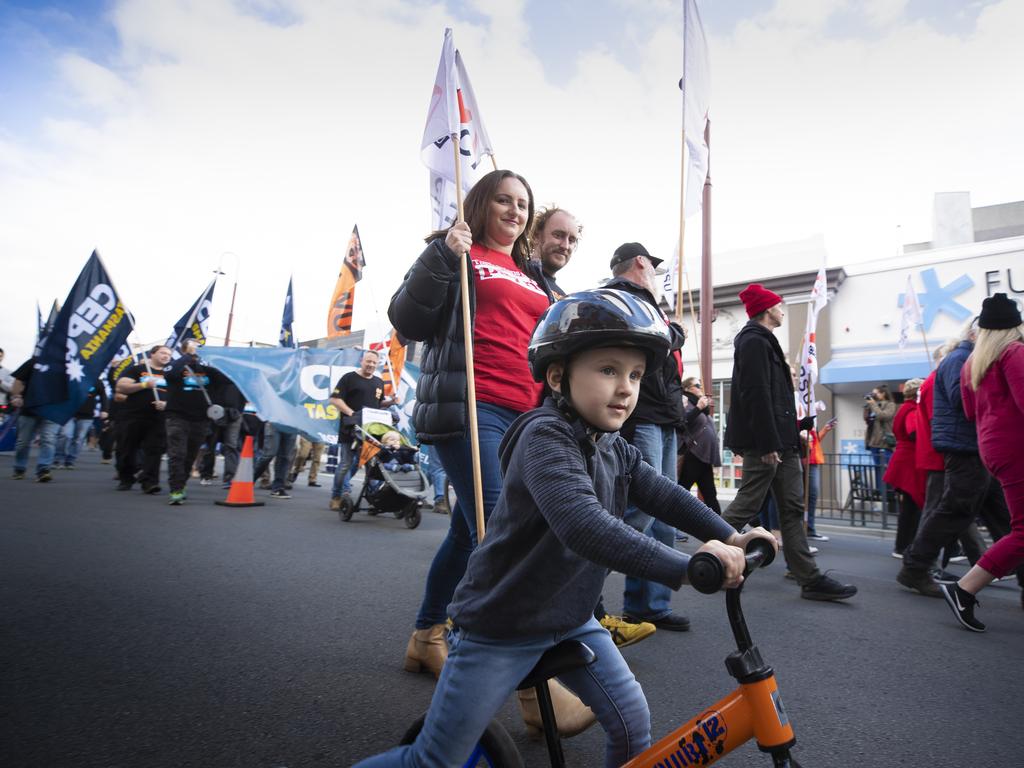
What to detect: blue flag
<box><xmin>166</xmin><ymin>278</ymin><xmax>216</xmax><ymax>351</ymax></box>
<box><xmin>279</xmin><ymin>276</ymin><xmax>297</xmax><ymax>348</ymax></box>
<box><xmin>34</xmin><ymin>299</ymin><xmax>61</xmax><ymax>356</ymax></box>
<box><xmin>24</xmin><ymin>250</ymin><xmax>135</xmax><ymax>424</ymax></box>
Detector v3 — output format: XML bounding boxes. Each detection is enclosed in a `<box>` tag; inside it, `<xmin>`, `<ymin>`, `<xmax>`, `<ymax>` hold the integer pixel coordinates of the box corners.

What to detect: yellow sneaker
<box><xmin>599</xmin><ymin>614</ymin><xmax>656</xmax><ymax>648</ymax></box>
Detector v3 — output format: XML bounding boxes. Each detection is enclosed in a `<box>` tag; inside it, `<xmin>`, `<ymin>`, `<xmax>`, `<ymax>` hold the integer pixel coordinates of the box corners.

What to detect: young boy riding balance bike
<box><xmin>355</xmin><ymin>289</ymin><xmax>778</xmax><ymax>768</ymax></box>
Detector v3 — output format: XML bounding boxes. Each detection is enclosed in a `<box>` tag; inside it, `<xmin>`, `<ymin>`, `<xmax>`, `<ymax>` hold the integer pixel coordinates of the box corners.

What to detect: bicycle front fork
<box><xmin>770</xmin><ymin>748</ymin><xmax>801</xmax><ymax>767</ymax></box>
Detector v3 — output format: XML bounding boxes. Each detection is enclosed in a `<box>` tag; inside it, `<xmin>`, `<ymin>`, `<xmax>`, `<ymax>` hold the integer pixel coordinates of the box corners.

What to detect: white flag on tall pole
<box><xmin>898</xmin><ymin>273</ymin><xmax>924</xmax><ymax>350</ymax></box>
<box><xmin>422</xmin><ymin>28</ymin><xmax>495</xmax><ymax>228</ymax></box>
<box><xmin>796</xmin><ymin>266</ymin><xmax>829</xmax><ymax>419</ymax></box>
<box><xmin>682</xmin><ymin>0</ymin><xmax>710</xmax><ymax>218</ymax></box>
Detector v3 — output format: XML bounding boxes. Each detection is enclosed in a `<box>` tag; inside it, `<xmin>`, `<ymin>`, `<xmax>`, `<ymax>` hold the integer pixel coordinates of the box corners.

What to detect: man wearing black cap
<box><xmin>724</xmin><ymin>283</ymin><xmax>857</xmax><ymax>601</ymax></box>
<box><xmin>601</xmin><ymin>242</ymin><xmax>692</xmax><ymax>631</ymax></box>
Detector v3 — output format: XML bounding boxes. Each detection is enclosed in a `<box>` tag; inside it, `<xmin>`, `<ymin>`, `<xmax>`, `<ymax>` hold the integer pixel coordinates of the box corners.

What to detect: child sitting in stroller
<box><xmin>378</xmin><ymin>429</ymin><xmax>418</xmax><ymax>473</ymax></box>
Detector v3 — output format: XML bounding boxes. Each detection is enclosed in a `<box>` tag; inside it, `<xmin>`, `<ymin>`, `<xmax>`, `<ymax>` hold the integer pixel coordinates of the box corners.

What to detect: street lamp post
<box><xmin>219</xmin><ymin>252</ymin><xmax>240</xmax><ymax>347</ymax></box>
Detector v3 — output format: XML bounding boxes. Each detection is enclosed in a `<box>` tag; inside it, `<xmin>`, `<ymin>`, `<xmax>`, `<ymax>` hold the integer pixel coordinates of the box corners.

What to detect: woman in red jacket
<box><xmin>884</xmin><ymin>378</ymin><xmax>926</xmax><ymax>557</ymax></box>
<box><xmin>940</xmin><ymin>294</ymin><xmax>1024</xmax><ymax>631</ymax></box>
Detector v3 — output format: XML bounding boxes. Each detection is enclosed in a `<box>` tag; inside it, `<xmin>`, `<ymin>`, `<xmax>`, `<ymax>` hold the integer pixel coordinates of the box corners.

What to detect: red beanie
<box><xmin>739</xmin><ymin>283</ymin><xmax>783</xmax><ymax>318</ymax></box>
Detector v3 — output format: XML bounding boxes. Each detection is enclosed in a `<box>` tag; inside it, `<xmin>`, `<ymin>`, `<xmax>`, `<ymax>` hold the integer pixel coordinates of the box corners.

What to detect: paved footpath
<box><xmin>2</xmin><ymin>451</ymin><xmax>1022</xmax><ymax>767</ymax></box>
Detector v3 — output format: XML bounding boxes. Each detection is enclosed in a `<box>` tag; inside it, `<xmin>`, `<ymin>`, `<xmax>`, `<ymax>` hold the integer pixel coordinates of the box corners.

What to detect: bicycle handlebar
<box><xmin>687</xmin><ymin>538</ymin><xmax>776</xmax><ymax>594</ymax></box>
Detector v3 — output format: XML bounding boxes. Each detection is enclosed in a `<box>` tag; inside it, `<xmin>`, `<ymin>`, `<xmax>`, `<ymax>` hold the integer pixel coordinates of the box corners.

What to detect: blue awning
<box><xmin>820</xmin><ymin>352</ymin><xmax>931</xmax><ymax>386</ymax></box>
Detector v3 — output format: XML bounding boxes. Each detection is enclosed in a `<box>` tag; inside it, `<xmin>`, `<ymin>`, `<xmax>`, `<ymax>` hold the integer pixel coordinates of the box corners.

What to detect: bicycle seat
<box><xmin>516</xmin><ymin>641</ymin><xmax>596</xmax><ymax>691</ymax></box>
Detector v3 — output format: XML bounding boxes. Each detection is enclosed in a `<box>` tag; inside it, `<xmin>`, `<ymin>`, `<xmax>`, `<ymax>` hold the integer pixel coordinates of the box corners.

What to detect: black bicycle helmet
<box><xmin>527</xmin><ymin>289</ymin><xmax>672</xmax><ymax>382</ymax></box>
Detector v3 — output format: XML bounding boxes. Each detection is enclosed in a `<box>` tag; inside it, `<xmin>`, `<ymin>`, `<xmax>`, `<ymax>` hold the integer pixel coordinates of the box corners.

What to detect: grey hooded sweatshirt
<box><xmin>448</xmin><ymin>399</ymin><xmax>735</xmax><ymax>638</ymax></box>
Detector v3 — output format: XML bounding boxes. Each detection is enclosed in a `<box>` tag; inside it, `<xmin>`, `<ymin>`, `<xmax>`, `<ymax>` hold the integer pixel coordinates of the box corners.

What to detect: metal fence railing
<box><xmin>811</xmin><ymin>452</ymin><xmax>896</xmax><ymax>529</ymax></box>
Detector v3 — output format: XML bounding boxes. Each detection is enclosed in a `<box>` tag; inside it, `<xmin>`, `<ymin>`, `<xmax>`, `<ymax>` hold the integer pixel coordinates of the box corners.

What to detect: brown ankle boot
<box><xmin>516</xmin><ymin>679</ymin><xmax>597</xmax><ymax>739</ymax></box>
<box><xmin>403</xmin><ymin>625</ymin><xmax>448</xmax><ymax>677</ymax></box>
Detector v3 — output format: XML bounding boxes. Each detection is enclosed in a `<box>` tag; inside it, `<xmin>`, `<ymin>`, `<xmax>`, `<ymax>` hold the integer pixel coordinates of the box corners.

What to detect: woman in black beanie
<box><xmin>939</xmin><ymin>293</ymin><xmax>1024</xmax><ymax>632</ymax></box>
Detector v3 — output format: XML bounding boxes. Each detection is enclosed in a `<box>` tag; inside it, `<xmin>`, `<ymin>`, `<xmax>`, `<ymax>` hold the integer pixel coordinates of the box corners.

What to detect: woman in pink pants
<box><xmin>940</xmin><ymin>293</ymin><xmax>1024</xmax><ymax>632</ymax></box>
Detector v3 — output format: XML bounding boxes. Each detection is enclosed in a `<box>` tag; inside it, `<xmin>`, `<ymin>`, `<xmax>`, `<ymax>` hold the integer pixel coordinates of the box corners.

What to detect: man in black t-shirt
<box><xmin>163</xmin><ymin>339</ymin><xmax>227</xmax><ymax>504</ymax></box>
<box><xmin>328</xmin><ymin>349</ymin><xmax>392</xmax><ymax>510</ymax></box>
<box><xmin>115</xmin><ymin>345</ymin><xmax>171</xmax><ymax>493</ymax></box>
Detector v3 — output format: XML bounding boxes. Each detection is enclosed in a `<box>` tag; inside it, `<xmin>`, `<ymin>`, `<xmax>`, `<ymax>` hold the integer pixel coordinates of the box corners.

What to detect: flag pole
<box><xmin>921</xmin><ymin>328</ymin><xmax>933</xmax><ymax>370</ymax></box>
<box><xmin>453</xmin><ymin>138</ymin><xmax>487</xmax><ymax>544</ymax></box>
<box><xmin>678</xmin><ymin>127</ymin><xmax>702</xmax><ymax>377</ymax></box>
<box><xmin>699</xmin><ymin>119</ymin><xmax>713</xmax><ymax>398</ymax></box>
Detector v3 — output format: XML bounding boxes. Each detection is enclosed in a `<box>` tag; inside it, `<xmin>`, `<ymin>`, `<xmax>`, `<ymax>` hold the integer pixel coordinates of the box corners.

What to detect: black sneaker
<box><xmin>625</xmin><ymin>611</ymin><xmax>690</xmax><ymax>632</ymax></box>
<box><xmin>896</xmin><ymin>566</ymin><xmax>942</xmax><ymax>597</ymax></box>
<box><xmin>116</xmin><ymin>482</ymin><xmax>133</xmax><ymax>491</ymax></box>
<box><xmin>269</xmin><ymin>489</ymin><xmax>291</xmax><ymax>499</ymax></box>
<box><xmin>141</xmin><ymin>485</ymin><xmax>162</xmax><ymax>495</ymax></box>
<box><xmin>308</xmin><ymin>481</ymin><xmax>321</xmax><ymax>487</ymax></box>
<box><xmin>801</xmin><ymin>573</ymin><xmax>857</xmax><ymax>601</ymax></box>
<box><xmin>36</xmin><ymin>470</ymin><xmax>53</xmax><ymax>483</ymax></box>
<box><xmin>12</xmin><ymin>469</ymin><xmax>26</xmax><ymax>480</ymax></box>
<box><xmin>939</xmin><ymin>582</ymin><xmax>985</xmax><ymax>632</ymax></box>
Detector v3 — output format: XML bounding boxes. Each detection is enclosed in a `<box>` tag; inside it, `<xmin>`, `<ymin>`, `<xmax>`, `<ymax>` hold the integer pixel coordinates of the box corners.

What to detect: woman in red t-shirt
<box><xmin>389</xmin><ymin>169</ymin><xmax>596</xmax><ymax>730</ymax></box>
<box><xmin>390</xmin><ymin>170</ymin><xmax>593</xmax><ymax>732</ymax></box>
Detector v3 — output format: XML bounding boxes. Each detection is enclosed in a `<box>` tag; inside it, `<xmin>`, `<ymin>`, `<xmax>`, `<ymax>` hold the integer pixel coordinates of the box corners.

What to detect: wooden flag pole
<box><xmin>921</xmin><ymin>327</ymin><xmax>933</xmax><ymax>370</ymax></box>
<box><xmin>699</xmin><ymin>119</ymin><xmax>714</xmax><ymax>403</ymax></box>
<box><xmin>453</xmin><ymin>137</ymin><xmax>487</xmax><ymax>544</ymax></box>
<box><xmin>678</xmin><ymin>129</ymin><xmax>702</xmax><ymax>377</ymax></box>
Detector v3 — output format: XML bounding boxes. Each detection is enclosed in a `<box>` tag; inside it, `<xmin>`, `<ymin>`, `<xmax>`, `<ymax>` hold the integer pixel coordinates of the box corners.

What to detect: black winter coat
<box><xmin>724</xmin><ymin>321</ymin><xmax>799</xmax><ymax>456</ymax></box>
<box><xmin>387</xmin><ymin>240</ymin><xmax>555</xmax><ymax>443</ymax></box>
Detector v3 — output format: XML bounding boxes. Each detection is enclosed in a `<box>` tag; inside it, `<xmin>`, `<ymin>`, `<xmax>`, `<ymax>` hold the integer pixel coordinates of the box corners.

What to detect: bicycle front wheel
<box><xmin>400</xmin><ymin>713</ymin><xmax>523</xmax><ymax>768</ymax></box>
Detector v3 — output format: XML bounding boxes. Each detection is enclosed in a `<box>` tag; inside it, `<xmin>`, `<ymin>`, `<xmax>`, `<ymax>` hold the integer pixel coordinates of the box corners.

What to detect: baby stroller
<box><xmin>337</xmin><ymin>422</ymin><xmax>430</xmax><ymax>529</ymax></box>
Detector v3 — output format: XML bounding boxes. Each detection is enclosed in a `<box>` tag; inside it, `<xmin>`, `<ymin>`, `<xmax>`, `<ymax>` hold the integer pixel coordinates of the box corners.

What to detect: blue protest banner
<box><xmin>24</xmin><ymin>250</ymin><xmax>135</xmax><ymax>424</ymax></box>
<box><xmin>200</xmin><ymin>346</ymin><xmax>368</xmax><ymax>444</ymax></box>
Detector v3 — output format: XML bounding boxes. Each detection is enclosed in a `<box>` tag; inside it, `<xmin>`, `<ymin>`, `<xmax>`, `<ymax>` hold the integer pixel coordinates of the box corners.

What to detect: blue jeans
<box><xmin>622</xmin><ymin>423</ymin><xmax>677</xmax><ymax>621</ymax></box>
<box><xmin>354</xmin><ymin>617</ymin><xmax>650</xmax><ymax>768</ymax></box>
<box><xmin>415</xmin><ymin>402</ymin><xmax>519</xmax><ymax>629</ymax></box>
<box><xmin>868</xmin><ymin>447</ymin><xmax>892</xmax><ymax>496</ymax></box>
<box><xmin>55</xmin><ymin>418</ymin><xmax>92</xmax><ymax>466</ymax></box>
<box><xmin>424</xmin><ymin>445</ymin><xmax>447</xmax><ymax>500</ymax></box>
<box><xmin>14</xmin><ymin>414</ymin><xmax>60</xmax><ymax>474</ymax></box>
<box><xmin>254</xmin><ymin>424</ymin><xmax>297</xmax><ymax>492</ymax></box>
<box><xmin>330</xmin><ymin>437</ymin><xmax>361</xmax><ymax>498</ymax></box>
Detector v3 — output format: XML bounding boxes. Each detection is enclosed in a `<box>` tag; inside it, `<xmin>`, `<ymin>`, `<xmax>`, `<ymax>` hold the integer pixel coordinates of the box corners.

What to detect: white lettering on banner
<box><xmin>299</xmin><ymin>365</ymin><xmax>358</xmax><ymax>400</ymax></box>
<box><xmin>472</xmin><ymin>260</ymin><xmax>547</xmax><ymax>297</ymax></box>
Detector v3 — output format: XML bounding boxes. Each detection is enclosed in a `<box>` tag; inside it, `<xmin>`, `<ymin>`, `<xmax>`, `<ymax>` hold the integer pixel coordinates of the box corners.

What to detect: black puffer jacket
<box><xmin>388</xmin><ymin>240</ymin><xmax>555</xmax><ymax>443</ymax></box>
<box><xmin>724</xmin><ymin>320</ymin><xmax>799</xmax><ymax>456</ymax></box>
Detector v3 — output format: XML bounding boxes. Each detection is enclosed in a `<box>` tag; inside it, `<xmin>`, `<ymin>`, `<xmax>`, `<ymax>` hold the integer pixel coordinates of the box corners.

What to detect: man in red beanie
<box><xmin>723</xmin><ymin>284</ymin><xmax>858</xmax><ymax>601</ymax></box>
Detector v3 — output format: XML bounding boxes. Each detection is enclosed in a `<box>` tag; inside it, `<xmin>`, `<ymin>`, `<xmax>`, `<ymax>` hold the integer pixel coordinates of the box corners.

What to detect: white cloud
<box><xmin>1</xmin><ymin>0</ymin><xmax>1022</xmax><ymax>366</ymax></box>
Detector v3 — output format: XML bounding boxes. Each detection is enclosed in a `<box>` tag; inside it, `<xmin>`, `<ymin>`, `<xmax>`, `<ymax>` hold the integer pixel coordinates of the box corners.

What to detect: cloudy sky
<box><xmin>2</xmin><ymin>0</ymin><xmax>1022</xmax><ymax>365</ymax></box>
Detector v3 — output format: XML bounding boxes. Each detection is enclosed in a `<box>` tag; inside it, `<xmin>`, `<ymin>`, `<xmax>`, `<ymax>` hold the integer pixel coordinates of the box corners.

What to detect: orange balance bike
<box><xmin>400</xmin><ymin>538</ymin><xmax>800</xmax><ymax>767</ymax></box>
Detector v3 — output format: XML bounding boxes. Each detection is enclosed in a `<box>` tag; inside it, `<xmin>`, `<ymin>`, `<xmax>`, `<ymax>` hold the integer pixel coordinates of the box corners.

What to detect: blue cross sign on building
<box><xmin>898</xmin><ymin>267</ymin><xmax>974</xmax><ymax>331</ymax></box>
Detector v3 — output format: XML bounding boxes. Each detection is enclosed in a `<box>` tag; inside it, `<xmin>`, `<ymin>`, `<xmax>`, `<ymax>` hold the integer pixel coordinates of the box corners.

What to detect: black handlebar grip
<box><xmin>687</xmin><ymin>552</ymin><xmax>725</xmax><ymax>594</ymax></box>
<box><xmin>744</xmin><ymin>537</ymin><xmax>776</xmax><ymax>572</ymax></box>
<box><xmin>687</xmin><ymin>538</ymin><xmax>778</xmax><ymax>594</ymax></box>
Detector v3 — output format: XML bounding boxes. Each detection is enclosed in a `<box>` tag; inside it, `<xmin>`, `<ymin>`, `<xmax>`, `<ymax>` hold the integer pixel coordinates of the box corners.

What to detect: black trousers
<box><xmin>905</xmin><ymin>453</ymin><xmax>1009</xmax><ymax>573</ymax></box>
<box><xmin>678</xmin><ymin>453</ymin><xmax>721</xmax><ymax>515</ymax></box>
<box><xmin>117</xmin><ymin>416</ymin><xmax>165</xmax><ymax>488</ymax></box>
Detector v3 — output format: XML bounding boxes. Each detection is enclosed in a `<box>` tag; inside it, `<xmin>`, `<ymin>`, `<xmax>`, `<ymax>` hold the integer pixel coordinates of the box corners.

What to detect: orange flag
<box><xmin>327</xmin><ymin>225</ymin><xmax>365</xmax><ymax>337</ymax></box>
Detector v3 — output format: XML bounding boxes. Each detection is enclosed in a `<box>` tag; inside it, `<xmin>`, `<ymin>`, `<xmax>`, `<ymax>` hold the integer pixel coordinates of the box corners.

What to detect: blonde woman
<box><xmin>940</xmin><ymin>294</ymin><xmax>1024</xmax><ymax>631</ymax></box>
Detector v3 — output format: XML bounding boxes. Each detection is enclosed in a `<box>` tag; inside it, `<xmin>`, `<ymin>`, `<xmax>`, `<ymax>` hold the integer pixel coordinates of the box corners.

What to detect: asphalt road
<box><xmin>2</xmin><ymin>451</ymin><xmax>1022</xmax><ymax>767</ymax></box>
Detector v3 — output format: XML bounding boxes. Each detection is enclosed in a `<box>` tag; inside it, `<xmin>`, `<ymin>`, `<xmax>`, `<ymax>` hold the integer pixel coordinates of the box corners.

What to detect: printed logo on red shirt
<box><xmin>472</xmin><ymin>260</ymin><xmax>547</xmax><ymax>298</ymax></box>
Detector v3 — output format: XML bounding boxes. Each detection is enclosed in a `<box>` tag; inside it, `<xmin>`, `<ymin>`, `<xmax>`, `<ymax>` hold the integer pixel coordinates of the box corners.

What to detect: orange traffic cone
<box><xmin>216</xmin><ymin>435</ymin><xmax>265</xmax><ymax>507</ymax></box>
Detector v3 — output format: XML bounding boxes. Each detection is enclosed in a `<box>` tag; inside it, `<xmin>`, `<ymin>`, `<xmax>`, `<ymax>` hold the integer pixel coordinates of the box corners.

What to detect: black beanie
<box><xmin>978</xmin><ymin>293</ymin><xmax>1023</xmax><ymax>330</ymax></box>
